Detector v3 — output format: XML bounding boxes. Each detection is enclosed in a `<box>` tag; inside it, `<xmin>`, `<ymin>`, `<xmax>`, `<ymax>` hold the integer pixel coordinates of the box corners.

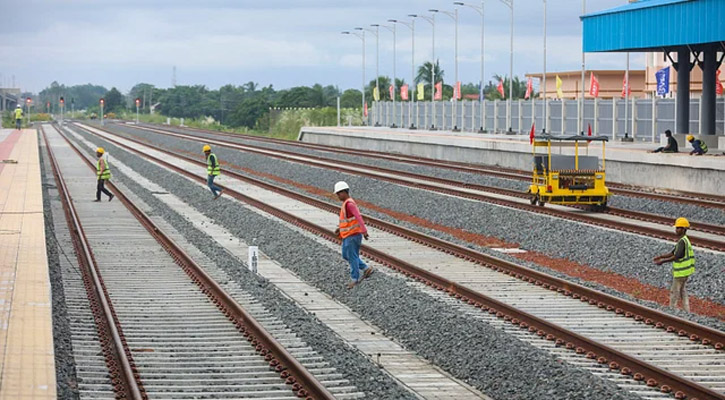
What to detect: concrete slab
<box><xmin>299</xmin><ymin>127</ymin><xmax>725</xmax><ymax>196</ymax></box>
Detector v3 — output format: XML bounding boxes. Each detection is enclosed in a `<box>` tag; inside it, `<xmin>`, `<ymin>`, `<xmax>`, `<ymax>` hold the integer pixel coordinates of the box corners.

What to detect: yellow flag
<box><xmin>416</xmin><ymin>83</ymin><xmax>425</xmax><ymax>100</ymax></box>
<box><xmin>373</xmin><ymin>86</ymin><xmax>380</xmax><ymax>101</ymax></box>
<box><xmin>556</xmin><ymin>75</ymin><xmax>564</xmax><ymax>98</ymax></box>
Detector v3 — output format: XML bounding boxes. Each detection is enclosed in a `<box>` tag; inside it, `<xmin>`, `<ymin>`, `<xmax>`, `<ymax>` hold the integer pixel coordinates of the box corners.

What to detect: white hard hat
<box><xmin>333</xmin><ymin>181</ymin><xmax>350</xmax><ymax>194</ymax></box>
<box><xmin>16</xmin><ymin>104</ymin><xmax>21</xmax><ymax>108</ymax></box>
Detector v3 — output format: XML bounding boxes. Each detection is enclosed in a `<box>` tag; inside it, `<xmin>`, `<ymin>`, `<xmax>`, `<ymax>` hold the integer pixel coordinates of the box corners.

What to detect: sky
<box><xmin>0</xmin><ymin>0</ymin><xmax>640</xmax><ymax>94</ymax></box>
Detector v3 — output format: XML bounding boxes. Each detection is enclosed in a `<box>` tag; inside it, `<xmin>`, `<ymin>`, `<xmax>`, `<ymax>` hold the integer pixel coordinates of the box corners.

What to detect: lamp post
<box><xmin>342</xmin><ymin>30</ymin><xmax>366</xmax><ymax>124</ymax></box>
<box><xmin>25</xmin><ymin>97</ymin><xmax>31</xmax><ymax>126</ymax></box>
<box><xmin>580</xmin><ymin>0</ymin><xmax>586</xmax><ymax>135</ymax></box>
<box><xmin>431</xmin><ymin>8</ymin><xmax>460</xmax><ymax>130</ymax></box>
<box><xmin>499</xmin><ymin>0</ymin><xmax>513</xmax><ymax>132</ymax></box>
<box><xmin>135</xmin><ymin>98</ymin><xmax>141</xmax><ymax>124</ymax></box>
<box><xmin>411</xmin><ymin>13</ymin><xmax>436</xmax><ymax>129</ymax></box>
<box><xmin>454</xmin><ymin>1</ymin><xmax>485</xmax><ymax>131</ymax></box>
<box><xmin>542</xmin><ymin>0</ymin><xmax>547</xmax><ymax>133</ymax></box>
<box><xmin>367</xmin><ymin>25</ymin><xmax>381</xmax><ymax>126</ymax></box>
<box><xmin>100</xmin><ymin>98</ymin><xmax>105</xmax><ymax>126</ymax></box>
<box><xmin>381</xmin><ymin>23</ymin><xmax>398</xmax><ymax>127</ymax></box>
<box><xmin>390</xmin><ymin>18</ymin><xmax>415</xmax><ymax>128</ymax></box>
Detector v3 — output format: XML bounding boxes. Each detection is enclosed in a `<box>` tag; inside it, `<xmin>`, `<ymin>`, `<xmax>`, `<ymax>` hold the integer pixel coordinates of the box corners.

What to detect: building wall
<box><xmin>644</xmin><ymin>52</ymin><xmax>724</xmax><ymax>97</ymax></box>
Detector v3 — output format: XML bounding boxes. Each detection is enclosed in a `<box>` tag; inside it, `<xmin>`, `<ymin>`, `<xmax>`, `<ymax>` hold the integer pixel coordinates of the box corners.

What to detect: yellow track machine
<box><xmin>529</xmin><ymin>135</ymin><xmax>610</xmax><ymax>211</ymax></box>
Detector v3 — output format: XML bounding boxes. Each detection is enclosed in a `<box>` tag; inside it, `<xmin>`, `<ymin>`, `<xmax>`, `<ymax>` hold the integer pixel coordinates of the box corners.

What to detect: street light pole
<box><xmin>498</xmin><ymin>0</ymin><xmax>514</xmax><ymax>132</ymax></box>
<box><xmin>455</xmin><ymin>1</ymin><xmax>485</xmax><ymax>131</ymax></box>
<box><xmin>580</xmin><ymin>0</ymin><xmax>586</xmax><ymax>135</ymax></box>
<box><xmin>412</xmin><ymin>13</ymin><xmax>436</xmax><ymax>129</ymax></box>
<box><xmin>392</xmin><ymin>18</ymin><xmax>416</xmax><ymax>128</ymax></box>
<box><xmin>543</xmin><ymin>0</ymin><xmax>547</xmax><ymax>133</ymax></box>
<box><xmin>431</xmin><ymin>8</ymin><xmax>460</xmax><ymax>130</ymax></box>
<box><xmin>368</xmin><ymin>25</ymin><xmax>381</xmax><ymax>126</ymax></box>
<box><xmin>382</xmin><ymin>23</ymin><xmax>397</xmax><ymax>127</ymax></box>
<box><xmin>343</xmin><ymin>30</ymin><xmax>367</xmax><ymax>124</ymax></box>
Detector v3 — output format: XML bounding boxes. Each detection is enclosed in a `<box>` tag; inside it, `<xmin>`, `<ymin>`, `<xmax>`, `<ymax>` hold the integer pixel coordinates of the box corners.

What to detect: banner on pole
<box><xmin>434</xmin><ymin>82</ymin><xmax>443</xmax><ymax>100</ymax></box>
<box><xmin>401</xmin><ymin>84</ymin><xmax>409</xmax><ymax>100</ymax></box>
<box><xmin>589</xmin><ymin>72</ymin><xmax>600</xmax><ymax>98</ymax></box>
<box><xmin>524</xmin><ymin>77</ymin><xmax>533</xmax><ymax>100</ymax></box>
<box><xmin>497</xmin><ymin>79</ymin><xmax>505</xmax><ymax>98</ymax></box>
<box><xmin>388</xmin><ymin>85</ymin><xmax>394</xmax><ymax>100</ymax></box>
<box><xmin>453</xmin><ymin>81</ymin><xmax>462</xmax><ymax>100</ymax></box>
<box><xmin>716</xmin><ymin>70</ymin><xmax>723</xmax><ymax>96</ymax></box>
<box><xmin>373</xmin><ymin>86</ymin><xmax>380</xmax><ymax>101</ymax></box>
<box><xmin>364</xmin><ymin>102</ymin><xmax>368</xmax><ymax>117</ymax></box>
<box><xmin>555</xmin><ymin>75</ymin><xmax>563</xmax><ymax>99</ymax></box>
<box><xmin>621</xmin><ymin>73</ymin><xmax>632</xmax><ymax>98</ymax></box>
<box><xmin>417</xmin><ymin>83</ymin><xmax>425</xmax><ymax>100</ymax></box>
<box><xmin>655</xmin><ymin>67</ymin><xmax>670</xmax><ymax>96</ymax></box>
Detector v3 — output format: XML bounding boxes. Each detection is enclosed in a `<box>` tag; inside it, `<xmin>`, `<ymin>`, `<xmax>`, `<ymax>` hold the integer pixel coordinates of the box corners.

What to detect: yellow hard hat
<box><xmin>674</xmin><ymin>217</ymin><xmax>690</xmax><ymax>228</ymax></box>
<box><xmin>202</xmin><ymin>144</ymin><xmax>211</xmax><ymax>152</ymax></box>
<box><xmin>686</xmin><ymin>134</ymin><xmax>694</xmax><ymax>142</ymax></box>
<box><xmin>96</xmin><ymin>147</ymin><xmax>105</xmax><ymax>154</ymax></box>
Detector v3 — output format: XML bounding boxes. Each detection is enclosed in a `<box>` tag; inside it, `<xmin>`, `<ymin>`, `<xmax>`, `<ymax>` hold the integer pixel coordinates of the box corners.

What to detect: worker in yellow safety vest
<box><xmin>333</xmin><ymin>181</ymin><xmax>373</xmax><ymax>289</ymax></box>
<box><xmin>14</xmin><ymin>105</ymin><xmax>23</xmax><ymax>130</ymax></box>
<box><xmin>653</xmin><ymin>217</ymin><xmax>695</xmax><ymax>312</ymax></box>
<box><xmin>203</xmin><ymin>144</ymin><xmax>223</xmax><ymax>199</ymax></box>
<box><xmin>94</xmin><ymin>147</ymin><xmax>114</xmax><ymax>202</ymax></box>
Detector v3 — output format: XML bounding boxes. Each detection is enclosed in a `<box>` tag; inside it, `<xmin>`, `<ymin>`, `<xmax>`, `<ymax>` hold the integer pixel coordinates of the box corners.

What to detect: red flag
<box><xmin>454</xmin><ymin>81</ymin><xmax>462</xmax><ymax>100</ymax></box>
<box><xmin>497</xmin><ymin>79</ymin><xmax>505</xmax><ymax>98</ymax></box>
<box><xmin>621</xmin><ymin>73</ymin><xmax>632</xmax><ymax>98</ymax></box>
<box><xmin>524</xmin><ymin>77</ymin><xmax>533</xmax><ymax>99</ymax></box>
<box><xmin>529</xmin><ymin>122</ymin><xmax>536</xmax><ymax>144</ymax></box>
<box><xmin>434</xmin><ymin>82</ymin><xmax>443</xmax><ymax>100</ymax></box>
<box><xmin>588</xmin><ymin>123</ymin><xmax>592</xmax><ymax>137</ymax></box>
<box><xmin>389</xmin><ymin>85</ymin><xmax>394</xmax><ymax>100</ymax></box>
<box><xmin>716</xmin><ymin>70</ymin><xmax>723</xmax><ymax>96</ymax></box>
<box><xmin>400</xmin><ymin>84</ymin><xmax>409</xmax><ymax>101</ymax></box>
<box><xmin>364</xmin><ymin>102</ymin><xmax>368</xmax><ymax>117</ymax></box>
<box><xmin>589</xmin><ymin>72</ymin><xmax>600</xmax><ymax>98</ymax></box>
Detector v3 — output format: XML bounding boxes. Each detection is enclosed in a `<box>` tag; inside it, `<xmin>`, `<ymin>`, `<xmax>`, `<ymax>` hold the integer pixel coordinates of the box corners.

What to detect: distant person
<box><xmin>94</xmin><ymin>147</ymin><xmax>114</xmax><ymax>202</ymax></box>
<box><xmin>650</xmin><ymin>130</ymin><xmax>678</xmax><ymax>153</ymax></box>
<box><xmin>686</xmin><ymin>135</ymin><xmax>708</xmax><ymax>156</ymax></box>
<box><xmin>333</xmin><ymin>181</ymin><xmax>373</xmax><ymax>289</ymax></box>
<box><xmin>203</xmin><ymin>144</ymin><xmax>223</xmax><ymax>199</ymax></box>
<box><xmin>14</xmin><ymin>105</ymin><xmax>23</xmax><ymax>130</ymax></box>
<box><xmin>653</xmin><ymin>218</ymin><xmax>694</xmax><ymax>312</ymax></box>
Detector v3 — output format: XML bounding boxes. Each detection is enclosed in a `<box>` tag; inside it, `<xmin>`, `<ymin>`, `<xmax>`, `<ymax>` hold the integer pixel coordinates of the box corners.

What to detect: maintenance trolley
<box><xmin>528</xmin><ymin>135</ymin><xmax>610</xmax><ymax>211</ymax></box>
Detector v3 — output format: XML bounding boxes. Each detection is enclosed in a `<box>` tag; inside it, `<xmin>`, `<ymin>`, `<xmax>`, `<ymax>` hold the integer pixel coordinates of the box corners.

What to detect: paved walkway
<box><xmin>0</xmin><ymin>129</ymin><xmax>56</xmax><ymax>399</ymax></box>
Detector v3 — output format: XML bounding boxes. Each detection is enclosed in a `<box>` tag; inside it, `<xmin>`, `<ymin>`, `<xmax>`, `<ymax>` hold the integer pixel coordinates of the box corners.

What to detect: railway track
<box><xmin>144</xmin><ymin>123</ymin><xmax>725</xmax><ymax>210</ymax></box>
<box><xmin>69</xmin><ymin>122</ymin><xmax>725</xmax><ymax>400</ymax></box>
<box><xmin>42</xmin><ymin>124</ymin><xmax>355</xmax><ymax>400</ymax></box>
<box><xmin>100</xmin><ymin>123</ymin><xmax>725</xmax><ymax>251</ymax></box>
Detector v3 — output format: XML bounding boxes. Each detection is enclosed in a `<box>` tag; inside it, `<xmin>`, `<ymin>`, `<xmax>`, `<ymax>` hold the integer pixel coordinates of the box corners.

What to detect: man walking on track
<box><xmin>653</xmin><ymin>217</ymin><xmax>695</xmax><ymax>312</ymax></box>
<box><xmin>14</xmin><ymin>105</ymin><xmax>23</xmax><ymax>130</ymax></box>
<box><xmin>203</xmin><ymin>144</ymin><xmax>223</xmax><ymax>199</ymax></box>
<box><xmin>94</xmin><ymin>147</ymin><xmax>114</xmax><ymax>202</ymax></box>
<box><xmin>333</xmin><ymin>181</ymin><xmax>373</xmax><ymax>289</ymax></box>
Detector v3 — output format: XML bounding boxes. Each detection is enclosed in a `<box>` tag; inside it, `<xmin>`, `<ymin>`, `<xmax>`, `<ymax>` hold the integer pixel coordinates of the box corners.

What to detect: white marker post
<box><xmin>248</xmin><ymin>246</ymin><xmax>259</xmax><ymax>274</ymax></box>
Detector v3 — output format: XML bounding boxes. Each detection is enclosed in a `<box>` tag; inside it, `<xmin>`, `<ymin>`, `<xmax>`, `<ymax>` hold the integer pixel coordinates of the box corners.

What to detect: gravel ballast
<box><xmin>136</xmin><ymin>124</ymin><xmax>725</xmax><ymax>226</ymax></box>
<box><xmin>102</xmin><ymin>123</ymin><xmax>725</xmax><ymax>307</ymax></box>
<box><xmin>68</xmin><ymin>125</ymin><xmax>644</xmax><ymax>400</ymax></box>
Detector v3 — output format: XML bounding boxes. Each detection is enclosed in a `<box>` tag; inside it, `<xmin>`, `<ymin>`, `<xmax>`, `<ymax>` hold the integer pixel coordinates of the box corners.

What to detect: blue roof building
<box><xmin>582</xmin><ymin>0</ymin><xmax>725</xmax><ymax>135</ymax></box>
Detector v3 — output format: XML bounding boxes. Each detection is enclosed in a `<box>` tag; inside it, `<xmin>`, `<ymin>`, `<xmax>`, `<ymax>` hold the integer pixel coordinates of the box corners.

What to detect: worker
<box><xmin>203</xmin><ymin>144</ymin><xmax>223</xmax><ymax>199</ymax></box>
<box><xmin>333</xmin><ymin>181</ymin><xmax>373</xmax><ymax>289</ymax></box>
<box><xmin>650</xmin><ymin>130</ymin><xmax>679</xmax><ymax>153</ymax></box>
<box><xmin>653</xmin><ymin>217</ymin><xmax>695</xmax><ymax>312</ymax></box>
<box><xmin>94</xmin><ymin>147</ymin><xmax>114</xmax><ymax>202</ymax></box>
<box><xmin>686</xmin><ymin>135</ymin><xmax>708</xmax><ymax>156</ymax></box>
<box><xmin>14</xmin><ymin>105</ymin><xmax>23</xmax><ymax>130</ymax></box>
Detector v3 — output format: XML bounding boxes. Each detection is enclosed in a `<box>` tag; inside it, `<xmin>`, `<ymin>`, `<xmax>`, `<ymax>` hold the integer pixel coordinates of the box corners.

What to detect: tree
<box><xmin>485</xmin><ymin>75</ymin><xmax>530</xmax><ymax>100</ymax></box>
<box><xmin>415</xmin><ymin>61</ymin><xmax>445</xmax><ymax>100</ymax></box>
<box><xmin>227</xmin><ymin>96</ymin><xmax>270</xmax><ymax>128</ymax></box>
<box><xmin>276</xmin><ymin>86</ymin><xmax>322</xmax><ymax>108</ymax></box>
<box><xmin>104</xmin><ymin>87</ymin><xmax>125</xmax><ymax>112</ymax></box>
<box><xmin>366</xmin><ymin>76</ymin><xmax>392</xmax><ymax>101</ymax></box>
<box><xmin>340</xmin><ymin>89</ymin><xmax>362</xmax><ymax>108</ymax></box>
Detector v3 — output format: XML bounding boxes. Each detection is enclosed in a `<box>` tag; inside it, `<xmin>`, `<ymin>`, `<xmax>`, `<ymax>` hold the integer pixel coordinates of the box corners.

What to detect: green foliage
<box><xmin>1</xmin><ymin>111</ymin><xmax>52</xmax><ymax>128</ymax></box>
<box><xmin>484</xmin><ymin>75</ymin><xmax>532</xmax><ymax>100</ymax></box>
<box><xmin>227</xmin><ymin>96</ymin><xmax>271</xmax><ymax>129</ymax></box>
<box><xmin>38</xmin><ymin>81</ymin><xmax>108</xmax><ymax>113</ymax></box>
<box><xmin>340</xmin><ymin>89</ymin><xmax>362</xmax><ymax>108</ymax></box>
<box><xmin>104</xmin><ymin>88</ymin><xmax>125</xmax><ymax>112</ymax></box>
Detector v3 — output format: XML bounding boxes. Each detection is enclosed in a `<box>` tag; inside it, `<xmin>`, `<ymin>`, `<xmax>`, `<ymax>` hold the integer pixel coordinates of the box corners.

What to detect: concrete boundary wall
<box><xmin>299</xmin><ymin>127</ymin><xmax>725</xmax><ymax>196</ymax></box>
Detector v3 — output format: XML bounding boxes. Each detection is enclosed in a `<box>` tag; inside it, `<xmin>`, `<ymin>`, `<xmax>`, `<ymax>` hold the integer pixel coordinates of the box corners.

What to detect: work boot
<box><xmin>108</xmin><ymin>194</ymin><xmax>114</xmax><ymax>202</ymax></box>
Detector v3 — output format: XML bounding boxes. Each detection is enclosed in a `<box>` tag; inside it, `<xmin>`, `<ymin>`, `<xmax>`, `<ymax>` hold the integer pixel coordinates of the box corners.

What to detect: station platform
<box><xmin>299</xmin><ymin>127</ymin><xmax>725</xmax><ymax>196</ymax></box>
<box><xmin>0</xmin><ymin>129</ymin><xmax>56</xmax><ymax>399</ymax></box>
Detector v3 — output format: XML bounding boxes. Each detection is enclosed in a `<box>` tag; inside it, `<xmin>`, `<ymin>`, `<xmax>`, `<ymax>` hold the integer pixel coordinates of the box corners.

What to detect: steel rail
<box><xmin>76</xmin><ymin>123</ymin><xmax>725</xmax><ymax>400</ymax></box>
<box><xmin>140</xmin><ymin>123</ymin><xmax>725</xmax><ymax>209</ymax></box>
<box><xmin>54</xmin><ymin>124</ymin><xmax>336</xmax><ymax>400</ymax></box>
<box><xmin>113</xmin><ymin>124</ymin><xmax>725</xmax><ymax>251</ymax></box>
<box><xmin>40</xmin><ymin>126</ymin><xmax>146</xmax><ymax>400</ymax></box>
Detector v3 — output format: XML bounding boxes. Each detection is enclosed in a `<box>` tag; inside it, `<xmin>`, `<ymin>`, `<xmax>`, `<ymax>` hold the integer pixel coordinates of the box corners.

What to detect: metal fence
<box><xmin>367</xmin><ymin>98</ymin><xmax>725</xmax><ymax>142</ymax></box>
